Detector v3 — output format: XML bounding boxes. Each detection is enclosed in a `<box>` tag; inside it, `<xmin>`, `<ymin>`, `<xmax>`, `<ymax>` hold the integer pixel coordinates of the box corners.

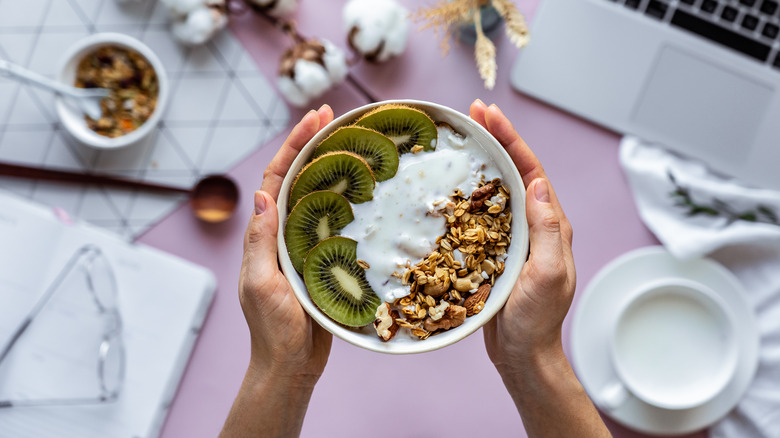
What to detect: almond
<box><xmin>464</xmin><ymin>284</ymin><xmax>491</xmax><ymax>316</ymax></box>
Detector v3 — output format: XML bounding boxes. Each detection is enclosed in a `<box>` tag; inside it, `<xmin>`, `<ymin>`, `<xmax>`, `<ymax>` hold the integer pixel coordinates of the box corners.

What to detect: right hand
<box><xmin>469</xmin><ymin>100</ymin><xmax>576</xmax><ymax>373</ymax></box>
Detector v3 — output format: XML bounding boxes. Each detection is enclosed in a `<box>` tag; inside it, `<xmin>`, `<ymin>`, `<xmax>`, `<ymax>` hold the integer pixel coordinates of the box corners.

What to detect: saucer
<box><xmin>571</xmin><ymin>246</ymin><xmax>759</xmax><ymax>435</ymax></box>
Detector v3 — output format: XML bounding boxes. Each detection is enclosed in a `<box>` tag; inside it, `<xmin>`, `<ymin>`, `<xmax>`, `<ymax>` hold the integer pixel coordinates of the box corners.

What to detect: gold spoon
<box><xmin>0</xmin><ymin>162</ymin><xmax>240</xmax><ymax>223</ymax></box>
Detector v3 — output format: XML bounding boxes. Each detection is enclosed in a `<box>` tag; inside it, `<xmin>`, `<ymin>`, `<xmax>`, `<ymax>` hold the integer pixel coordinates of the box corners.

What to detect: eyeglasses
<box><xmin>0</xmin><ymin>245</ymin><xmax>125</xmax><ymax>408</ymax></box>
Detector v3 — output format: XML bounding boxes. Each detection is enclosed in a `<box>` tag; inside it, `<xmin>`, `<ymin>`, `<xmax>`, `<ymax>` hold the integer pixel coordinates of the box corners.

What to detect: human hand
<box><xmin>469</xmin><ymin>100</ymin><xmax>576</xmax><ymax>374</ymax></box>
<box><xmin>238</xmin><ymin>105</ymin><xmax>335</xmax><ymax>385</ymax></box>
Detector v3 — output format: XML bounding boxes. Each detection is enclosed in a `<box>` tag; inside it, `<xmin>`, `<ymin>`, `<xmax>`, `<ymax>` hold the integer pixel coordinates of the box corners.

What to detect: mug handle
<box><xmin>599</xmin><ymin>381</ymin><xmax>629</xmax><ymax>410</ymax></box>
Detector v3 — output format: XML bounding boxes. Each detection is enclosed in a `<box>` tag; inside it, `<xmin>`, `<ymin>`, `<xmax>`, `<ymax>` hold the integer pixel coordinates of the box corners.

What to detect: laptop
<box><xmin>510</xmin><ymin>0</ymin><xmax>780</xmax><ymax>190</ymax></box>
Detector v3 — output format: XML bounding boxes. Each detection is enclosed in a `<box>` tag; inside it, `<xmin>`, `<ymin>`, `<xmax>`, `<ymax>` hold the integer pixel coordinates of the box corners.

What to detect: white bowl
<box><xmin>55</xmin><ymin>33</ymin><xmax>168</xmax><ymax>149</ymax></box>
<box><xmin>277</xmin><ymin>100</ymin><xmax>529</xmax><ymax>354</ymax></box>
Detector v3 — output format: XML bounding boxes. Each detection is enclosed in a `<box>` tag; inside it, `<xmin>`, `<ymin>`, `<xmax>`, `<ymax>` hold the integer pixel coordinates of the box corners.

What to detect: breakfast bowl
<box><xmin>55</xmin><ymin>33</ymin><xmax>168</xmax><ymax>149</ymax></box>
<box><xmin>278</xmin><ymin>100</ymin><xmax>529</xmax><ymax>354</ymax></box>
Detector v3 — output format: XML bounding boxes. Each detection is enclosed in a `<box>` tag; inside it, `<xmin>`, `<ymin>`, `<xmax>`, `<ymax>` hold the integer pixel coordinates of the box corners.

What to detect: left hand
<box><xmin>238</xmin><ymin>105</ymin><xmax>334</xmax><ymax>385</ymax></box>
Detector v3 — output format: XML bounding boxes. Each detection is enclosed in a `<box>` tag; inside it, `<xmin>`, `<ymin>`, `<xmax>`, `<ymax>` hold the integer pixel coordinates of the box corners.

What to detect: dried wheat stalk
<box><xmin>474</xmin><ymin>10</ymin><xmax>497</xmax><ymax>89</ymax></box>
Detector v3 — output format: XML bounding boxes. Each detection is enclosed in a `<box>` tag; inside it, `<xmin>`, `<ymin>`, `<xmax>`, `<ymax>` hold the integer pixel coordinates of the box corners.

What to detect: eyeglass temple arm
<box><xmin>0</xmin><ymin>245</ymin><xmax>98</xmax><ymax>365</ymax></box>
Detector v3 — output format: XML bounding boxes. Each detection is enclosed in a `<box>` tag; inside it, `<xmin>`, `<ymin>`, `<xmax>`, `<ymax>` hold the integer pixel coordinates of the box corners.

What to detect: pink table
<box><xmin>141</xmin><ymin>1</ymin><xmax>707</xmax><ymax>437</ymax></box>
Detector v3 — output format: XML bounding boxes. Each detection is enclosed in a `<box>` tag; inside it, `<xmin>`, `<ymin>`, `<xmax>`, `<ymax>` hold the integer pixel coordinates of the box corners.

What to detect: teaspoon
<box><xmin>0</xmin><ymin>59</ymin><xmax>110</xmax><ymax>120</ymax></box>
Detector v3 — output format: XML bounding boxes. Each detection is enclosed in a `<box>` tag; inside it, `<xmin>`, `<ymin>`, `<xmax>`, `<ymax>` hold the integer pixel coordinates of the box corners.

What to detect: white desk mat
<box><xmin>0</xmin><ymin>0</ymin><xmax>289</xmax><ymax>238</ymax></box>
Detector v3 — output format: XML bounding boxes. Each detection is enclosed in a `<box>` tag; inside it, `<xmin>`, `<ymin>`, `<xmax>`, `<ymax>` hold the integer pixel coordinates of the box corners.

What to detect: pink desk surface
<box><xmin>138</xmin><ymin>1</ymin><xmax>707</xmax><ymax>437</ymax></box>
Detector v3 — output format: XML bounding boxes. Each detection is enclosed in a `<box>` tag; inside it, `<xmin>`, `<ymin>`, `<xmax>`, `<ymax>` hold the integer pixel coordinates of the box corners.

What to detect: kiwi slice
<box><xmin>355</xmin><ymin>104</ymin><xmax>438</xmax><ymax>154</ymax></box>
<box><xmin>303</xmin><ymin>236</ymin><xmax>381</xmax><ymax>327</ymax></box>
<box><xmin>313</xmin><ymin>126</ymin><xmax>399</xmax><ymax>182</ymax></box>
<box><xmin>289</xmin><ymin>151</ymin><xmax>375</xmax><ymax>209</ymax></box>
<box><xmin>285</xmin><ymin>191</ymin><xmax>354</xmax><ymax>273</ymax></box>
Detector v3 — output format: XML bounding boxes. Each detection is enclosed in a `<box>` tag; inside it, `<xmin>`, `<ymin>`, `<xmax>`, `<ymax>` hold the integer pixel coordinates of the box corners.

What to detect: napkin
<box><xmin>619</xmin><ymin>136</ymin><xmax>780</xmax><ymax>438</ymax></box>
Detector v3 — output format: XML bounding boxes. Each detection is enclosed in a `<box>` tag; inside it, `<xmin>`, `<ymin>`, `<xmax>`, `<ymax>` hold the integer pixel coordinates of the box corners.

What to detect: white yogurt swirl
<box><xmin>340</xmin><ymin>126</ymin><xmax>501</xmax><ymax>303</ymax></box>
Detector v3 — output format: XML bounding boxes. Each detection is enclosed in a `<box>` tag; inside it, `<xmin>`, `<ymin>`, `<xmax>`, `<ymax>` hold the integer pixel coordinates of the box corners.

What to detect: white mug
<box><xmin>599</xmin><ymin>278</ymin><xmax>738</xmax><ymax>411</ymax></box>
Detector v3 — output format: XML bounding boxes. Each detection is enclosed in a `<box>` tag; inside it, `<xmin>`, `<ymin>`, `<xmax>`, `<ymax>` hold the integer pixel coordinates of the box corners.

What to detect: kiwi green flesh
<box><xmin>313</xmin><ymin>126</ymin><xmax>399</xmax><ymax>182</ymax></box>
<box><xmin>285</xmin><ymin>191</ymin><xmax>354</xmax><ymax>274</ymax></box>
<box><xmin>303</xmin><ymin>236</ymin><xmax>381</xmax><ymax>327</ymax></box>
<box><xmin>289</xmin><ymin>152</ymin><xmax>375</xmax><ymax>209</ymax></box>
<box><xmin>356</xmin><ymin>107</ymin><xmax>437</xmax><ymax>155</ymax></box>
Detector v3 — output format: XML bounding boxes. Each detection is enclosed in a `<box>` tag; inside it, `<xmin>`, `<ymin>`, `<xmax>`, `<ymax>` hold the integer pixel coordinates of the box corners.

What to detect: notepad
<box><xmin>0</xmin><ymin>191</ymin><xmax>216</xmax><ymax>438</ymax></box>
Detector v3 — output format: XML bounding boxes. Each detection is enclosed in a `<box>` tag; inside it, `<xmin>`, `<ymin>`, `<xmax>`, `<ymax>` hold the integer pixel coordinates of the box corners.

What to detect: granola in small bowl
<box><xmin>55</xmin><ymin>33</ymin><xmax>168</xmax><ymax>149</ymax></box>
<box><xmin>75</xmin><ymin>46</ymin><xmax>159</xmax><ymax>138</ymax></box>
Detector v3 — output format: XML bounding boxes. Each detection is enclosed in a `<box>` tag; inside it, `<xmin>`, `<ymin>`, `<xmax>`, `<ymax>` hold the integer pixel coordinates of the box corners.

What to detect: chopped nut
<box><xmin>423</xmin><ymin>304</ymin><xmax>467</xmax><ymax>332</ymax></box>
<box><xmin>469</xmin><ymin>182</ymin><xmax>497</xmax><ymax>211</ymax></box>
<box><xmin>357</xmin><ymin>259</ymin><xmax>370</xmax><ymax>269</ymax></box>
<box><xmin>481</xmin><ymin>259</ymin><xmax>496</xmax><ymax>275</ymax></box>
<box><xmin>428</xmin><ymin>301</ymin><xmax>450</xmax><ymax>321</ymax></box>
<box><xmin>453</xmin><ymin>277</ymin><xmax>473</xmax><ymax>292</ymax></box>
<box><xmin>453</xmin><ymin>271</ymin><xmax>484</xmax><ymax>292</ymax></box>
<box><xmin>464</xmin><ymin>284</ymin><xmax>491</xmax><ymax>316</ymax></box>
<box><xmin>374</xmin><ymin>303</ymin><xmax>400</xmax><ymax>341</ymax></box>
<box><xmin>423</xmin><ymin>275</ymin><xmax>450</xmax><ymax>297</ymax></box>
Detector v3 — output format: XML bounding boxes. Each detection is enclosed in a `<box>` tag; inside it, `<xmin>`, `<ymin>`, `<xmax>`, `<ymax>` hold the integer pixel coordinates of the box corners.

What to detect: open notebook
<box><xmin>0</xmin><ymin>191</ymin><xmax>216</xmax><ymax>438</ymax></box>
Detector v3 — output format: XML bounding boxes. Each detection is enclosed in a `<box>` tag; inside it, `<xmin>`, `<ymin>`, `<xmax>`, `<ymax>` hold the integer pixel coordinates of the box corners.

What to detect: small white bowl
<box><xmin>277</xmin><ymin>100</ymin><xmax>530</xmax><ymax>354</ymax></box>
<box><xmin>55</xmin><ymin>33</ymin><xmax>168</xmax><ymax>149</ymax></box>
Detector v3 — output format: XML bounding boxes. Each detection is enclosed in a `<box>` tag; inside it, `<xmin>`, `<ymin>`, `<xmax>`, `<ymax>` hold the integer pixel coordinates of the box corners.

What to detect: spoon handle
<box><xmin>0</xmin><ymin>161</ymin><xmax>190</xmax><ymax>194</ymax></box>
<box><xmin>0</xmin><ymin>59</ymin><xmax>79</xmax><ymax>97</ymax></box>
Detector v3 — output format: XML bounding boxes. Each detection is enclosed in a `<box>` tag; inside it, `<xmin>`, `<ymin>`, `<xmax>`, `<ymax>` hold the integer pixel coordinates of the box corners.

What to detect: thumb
<box><xmin>524</xmin><ymin>178</ymin><xmax>565</xmax><ymax>285</ymax></box>
<box><xmin>243</xmin><ymin>190</ymin><xmax>280</xmax><ymax>273</ymax></box>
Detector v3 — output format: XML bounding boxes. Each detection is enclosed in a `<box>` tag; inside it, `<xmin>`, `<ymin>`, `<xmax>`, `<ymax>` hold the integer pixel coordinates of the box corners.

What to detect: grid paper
<box><xmin>0</xmin><ymin>0</ymin><xmax>289</xmax><ymax>238</ymax></box>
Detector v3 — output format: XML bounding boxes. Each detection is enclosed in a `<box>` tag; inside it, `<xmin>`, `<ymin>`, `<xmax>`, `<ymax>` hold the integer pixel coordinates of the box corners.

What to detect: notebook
<box><xmin>0</xmin><ymin>190</ymin><xmax>216</xmax><ymax>438</ymax></box>
<box><xmin>510</xmin><ymin>0</ymin><xmax>780</xmax><ymax>190</ymax></box>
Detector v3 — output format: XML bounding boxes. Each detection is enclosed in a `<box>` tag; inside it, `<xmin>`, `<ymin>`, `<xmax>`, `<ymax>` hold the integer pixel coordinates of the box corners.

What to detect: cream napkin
<box><xmin>619</xmin><ymin>136</ymin><xmax>780</xmax><ymax>438</ymax></box>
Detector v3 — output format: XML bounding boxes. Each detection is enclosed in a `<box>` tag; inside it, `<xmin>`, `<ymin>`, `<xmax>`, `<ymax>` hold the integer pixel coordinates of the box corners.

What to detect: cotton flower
<box><xmin>277</xmin><ymin>39</ymin><xmax>348</xmax><ymax>107</ymax></box>
<box><xmin>162</xmin><ymin>0</ymin><xmax>228</xmax><ymax>45</ymax></box>
<box><xmin>245</xmin><ymin>0</ymin><xmax>299</xmax><ymax>17</ymax></box>
<box><xmin>343</xmin><ymin>0</ymin><xmax>409</xmax><ymax>63</ymax></box>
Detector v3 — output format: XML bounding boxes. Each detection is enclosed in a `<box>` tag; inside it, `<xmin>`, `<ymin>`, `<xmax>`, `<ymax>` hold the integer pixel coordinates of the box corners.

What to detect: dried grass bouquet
<box><xmin>413</xmin><ymin>0</ymin><xmax>530</xmax><ymax>89</ymax></box>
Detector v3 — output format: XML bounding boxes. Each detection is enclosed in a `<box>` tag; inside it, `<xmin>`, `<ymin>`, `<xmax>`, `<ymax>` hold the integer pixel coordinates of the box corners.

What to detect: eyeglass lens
<box><xmin>85</xmin><ymin>251</ymin><xmax>118</xmax><ymax>311</ymax></box>
<box><xmin>99</xmin><ymin>330</ymin><xmax>124</xmax><ymax>399</ymax></box>
<box><xmin>85</xmin><ymin>248</ymin><xmax>125</xmax><ymax>400</ymax></box>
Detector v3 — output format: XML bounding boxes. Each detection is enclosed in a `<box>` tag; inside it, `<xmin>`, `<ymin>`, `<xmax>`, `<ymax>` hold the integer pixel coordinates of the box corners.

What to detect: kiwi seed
<box><xmin>355</xmin><ymin>104</ymin><xmax>438</xmax><ymax>155</ymax></box>
<box><xmin>313</xmin><ymin>126</ymin><xmax>399</xmax><ymax>182</ymax></box>
<box><xmin>289</xmin><ymin>151</ymin><xmax>375</xmax><ymax>209</ymax></box>
<box><xmin>303</xmin><ymin>236</ymin><xmax>381</xmax><ymax>327</ymax></box>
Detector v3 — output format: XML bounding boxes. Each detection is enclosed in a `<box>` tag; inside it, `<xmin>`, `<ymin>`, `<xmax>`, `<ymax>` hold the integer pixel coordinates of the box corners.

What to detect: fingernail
<box><xmin>534</xmin><ymin>179</ymin><xmax>551</xmax><ymax>203</ymax></box>
<box><xmin>474</xmin><ymin>98</ymin><xmax>487</xmax><ymax>108</ymax></box>
<box><xmin>254</xmin><ymin>191</ymin><xmax>266</xmax><ymax>215</ymax></box>
<box><xmin>489</xmin><ymin>104</ymin><xmax>504</xmax><ymax>116</ymax></box>
<box><xmin>318</xmin><ymin>104</ymin><xmax>330</xmax><ymax>113</ymax></box>
<box><xmin>302</xmin><ymin>109</ymin><xmax>317</xmax><ymax>124</ymax></box>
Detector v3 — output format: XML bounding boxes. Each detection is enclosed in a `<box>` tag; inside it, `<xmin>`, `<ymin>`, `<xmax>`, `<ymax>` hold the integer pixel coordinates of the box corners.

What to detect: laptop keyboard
<box><xmin>607</xmin><ymin>0</ymin><xmax>780</xmax><ymax>70</ymax></box>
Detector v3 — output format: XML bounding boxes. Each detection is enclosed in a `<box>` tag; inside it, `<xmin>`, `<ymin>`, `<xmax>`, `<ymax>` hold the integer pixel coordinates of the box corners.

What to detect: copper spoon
<box><xmin>0</xmin><ymin>162</ymin><xmax>239</xmax><ymax>223</ymax></box>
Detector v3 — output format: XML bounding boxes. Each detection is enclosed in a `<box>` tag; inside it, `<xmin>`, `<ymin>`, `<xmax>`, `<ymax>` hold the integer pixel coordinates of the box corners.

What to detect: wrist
<box><xmin>221</xmin><ymin>357</ymin><xmax>319</xmax><ymax>438</ymax></box>
<box><xmin>245</xmin><ymin>358</ymin><xmax>322</xmax><ymax>393</ymax></box>
<box><xmin>494</xmin><ymin>337</ymin><xmax>569</xmax><ymax>393</ymax></box>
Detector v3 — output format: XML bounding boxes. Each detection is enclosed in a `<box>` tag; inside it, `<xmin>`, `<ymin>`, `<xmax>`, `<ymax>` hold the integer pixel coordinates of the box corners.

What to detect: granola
<box><xmin>374</xmin><ymin>179</ymin><xmax>512</xmax><ymax>340</ymax></box>
<box><xmin>75</xmin><ymin>46</ymin><xmax>159</xmax><ymax>138</ymax></box>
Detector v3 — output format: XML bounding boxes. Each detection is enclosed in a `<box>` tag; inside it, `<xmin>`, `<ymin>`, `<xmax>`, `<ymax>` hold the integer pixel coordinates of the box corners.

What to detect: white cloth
<box><xmin>619</xmin><ymin>136</ymin><xmax>780</xmax><ymax>438</ymax></box>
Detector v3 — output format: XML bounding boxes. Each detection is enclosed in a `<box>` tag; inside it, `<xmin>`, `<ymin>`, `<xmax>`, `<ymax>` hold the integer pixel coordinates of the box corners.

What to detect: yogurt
<box><xmin>341</xmin><ymin>126</ymin><xmax>501</xmax><ymax>303</ymax></box>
